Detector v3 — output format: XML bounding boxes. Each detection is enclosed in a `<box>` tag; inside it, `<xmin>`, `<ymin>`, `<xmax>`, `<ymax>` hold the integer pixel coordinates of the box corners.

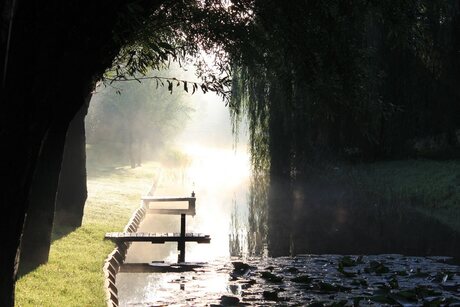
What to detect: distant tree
<box><xmin>87</xmin><ymin>72</ymin><xmax>194</xmax><ymax>168</ymax></box>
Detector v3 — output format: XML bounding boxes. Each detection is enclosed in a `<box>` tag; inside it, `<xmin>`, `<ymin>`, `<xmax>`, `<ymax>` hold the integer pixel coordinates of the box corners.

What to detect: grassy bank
<box><xmin>16</xmin><ymin>162</ymin><xmax>159</xmax><ymax>307</ymax></box>
<box><xmin>344</xmin><ymin>159</ymin><xmax>460</xmax><ymax>232</ymax></box>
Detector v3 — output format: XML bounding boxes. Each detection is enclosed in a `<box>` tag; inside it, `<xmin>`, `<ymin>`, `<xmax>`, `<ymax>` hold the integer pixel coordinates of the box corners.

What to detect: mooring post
<box><xmin>178</xmin><ymin>213</ymin><xmax>186</xmax><ymax>262</ymax></box>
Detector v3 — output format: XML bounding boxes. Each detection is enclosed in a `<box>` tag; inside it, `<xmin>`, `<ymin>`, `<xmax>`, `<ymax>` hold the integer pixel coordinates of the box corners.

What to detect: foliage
<box><xmin>105</xmin><ymin>0</ymin><xmax>254</xmax><ymax>100</ymax></box>
<box><xmin>345</xmin><ymin>159</ymin><xmax>460</xmax><ymax>232</ymax></box>
<box><xmin>16</xmin><ymin>162</ymin><xmax>159</xmax><ymax>307</ymax></box>
<box><xmin>225</xmin><ymin>1</ymin><xmax>460</xmax><ymax>253</ymax></box>
<box><xmin>231</xmin><ymin>0</ymin><xmax>459</xmax><ymax>171</ymax></box>
<box><xmin>86</xmin><ymin>68</ymin><xmax>194</xmax><ymax>166</ymax></box>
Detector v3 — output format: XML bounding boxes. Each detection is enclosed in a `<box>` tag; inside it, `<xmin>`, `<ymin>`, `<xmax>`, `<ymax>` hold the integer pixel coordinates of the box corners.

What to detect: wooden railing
<box><xmin>102</xmin><ymin>173</ymin><xmax>160</xmax><ymax>307</ymax></box>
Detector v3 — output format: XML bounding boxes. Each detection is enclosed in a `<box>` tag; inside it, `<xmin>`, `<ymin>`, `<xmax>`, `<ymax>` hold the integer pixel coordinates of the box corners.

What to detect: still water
<box><xmin>116</xmin><ymin>94</ymin><xmax>253</xmax><ymax>305</ymax></box>
<box><xmin>116</xmin><ymin>96</ymin><xmax>460</xmax><ymax>306</ymax></box>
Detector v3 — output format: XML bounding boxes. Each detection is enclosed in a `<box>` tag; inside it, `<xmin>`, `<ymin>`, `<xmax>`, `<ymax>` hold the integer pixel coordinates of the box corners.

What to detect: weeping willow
<box><xmin>229</xmin><ymin>0</ymin><xmax>460</xmax><ymax>256</ymax></box>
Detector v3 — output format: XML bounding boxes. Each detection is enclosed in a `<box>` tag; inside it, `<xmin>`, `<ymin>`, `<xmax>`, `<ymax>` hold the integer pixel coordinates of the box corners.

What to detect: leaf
<box><xmin>157</xmin><ymin>42</ymin><xmax>174</xmax><ymax>51</ymax></box>
<box><xmin>365</xmin><ymin>261</ymin><xmax>390</xmax><ymax>275</ymax></box>
<box><xmin>338</xmin><ymin>256</ymin><xmax>358</xmax><ymax>267</ymax></box>
<box><xmin>338</xmin><ymin>267</ymin><xmax>357</xmax><ymax>278</ymax></box>
<box><xmin>260</xmin><ymin>271</ymin><xmax>283</xmax><ymax>283</ymax></box>
<box><xmin>291</xmin><ymin>275</ymin><xmax>312</xmax><ymax>283</ymax></box>
<box><xmin>389</xmin><ymin>276</ymin><xmax>399</xmax><ymax>289</ymax></box>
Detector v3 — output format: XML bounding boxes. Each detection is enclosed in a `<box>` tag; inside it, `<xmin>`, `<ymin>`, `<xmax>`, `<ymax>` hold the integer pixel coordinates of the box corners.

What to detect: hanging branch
<box><xmin>102</xmin><ymin>74</ymin><xmax>232</xmax><ymax>100</ymax></box>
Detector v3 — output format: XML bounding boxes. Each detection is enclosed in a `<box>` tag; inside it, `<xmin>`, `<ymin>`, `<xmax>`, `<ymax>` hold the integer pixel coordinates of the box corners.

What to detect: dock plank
<box><xmin>141</xmin><ymin>196</ymin><xmax>195</xmax><ymax>202</ymax></box>
<box><xmin>105</xmin><ymin>232</ymin><xmax>211</xmax><ymax>244</ymax></box>
<box><xmin>147</xmin><ymin>208</ymin><xmax>195</xmax><ymax>215</ymax></box>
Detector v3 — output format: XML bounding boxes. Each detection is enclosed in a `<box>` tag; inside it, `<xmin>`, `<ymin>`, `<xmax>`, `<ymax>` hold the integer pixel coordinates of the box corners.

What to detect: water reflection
<box><xmin>242</xmin><ymin>177</ymin><xmax>460</xmax><ymax>261</ymax></box>
<box><xmin>117</xmin><ymin>255</ymin><xmax>460</xmax><ymax>306</ymax></box>
<box><xmin>116</xmin><ymin>92</ymin><xmax>460</xmax><ymax>306</ymax></box>
<box><xmin>117</xmin><ymin>94</ymin><xmax>253</xmax><ymax>305</ymax></box>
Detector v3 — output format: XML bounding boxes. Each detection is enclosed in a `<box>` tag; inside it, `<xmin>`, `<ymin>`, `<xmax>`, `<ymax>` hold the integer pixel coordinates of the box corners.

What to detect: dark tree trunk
<box><xmin>54</xmin><ymin>99</ymin><xmax>90</xmax><ymax>229</ymax></box>
<box><xmin>18</xmin><ymin>120</ymin><xmax>70</xmax><ymax>276</ymax></box>
<box><xmin>0</xmin><ymin>1</ymin><xmax>163</xmax><ymax>304</ymax></box>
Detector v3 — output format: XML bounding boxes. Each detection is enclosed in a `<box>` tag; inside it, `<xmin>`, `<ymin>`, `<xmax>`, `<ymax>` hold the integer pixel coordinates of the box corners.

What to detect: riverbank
<box><xmin>16</xmin><ymin>162</ymin><xmax>158</xmax><ymax>306</ymax></box>
<box><xmin>267</xmin><ymin>159</ymin><xmax>460</xmax><ymax>257</ymax></box>
<box><xmin>343</xmin><ymin>159</ymin><xmax>460</xmax><ymax>232</ymax></box>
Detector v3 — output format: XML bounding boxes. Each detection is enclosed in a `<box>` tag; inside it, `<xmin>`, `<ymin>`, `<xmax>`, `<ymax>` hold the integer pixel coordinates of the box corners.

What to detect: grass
<box><xmin>13</xmin><ymin>155</ymin><xmax>460</xmax><ymax>305</ymax></box>
<box><xmin>16</xmin><ymin>161</ymin><xmax>159</xmax><ymax>307</ymax></box>
<box><xmin>343</xmin><ymin>159</ymin><xmax>460</xmax><ymax>231</ymax></box>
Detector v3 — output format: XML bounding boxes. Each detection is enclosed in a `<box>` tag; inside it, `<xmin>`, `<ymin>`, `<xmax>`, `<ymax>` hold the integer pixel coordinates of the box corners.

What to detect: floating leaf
<box><xmin>262</xmin><ymin>290</ymin><xmax>278</xmax><ymax>301</ymax></box>
<box><xmin>389</xmin><ymin>276</ymin><xmax>399</xmax><ymax>289</ymax></box>
<box><xmin>339</xmin><ymin>256</ymin><xmax>358</xmax><ymax>267</ymax></box>
<box><xmin>338</xmin><ymin>264</ymin><xmax>357</xmax><ymax>278</ymax></box>
<box><xmin>260</xmin><ymin>271</ymin><xmax>283</xmax><ymax>283</ymax></box>
<box><xmin>286</xmin><ymin>267</ymin><xmax>299</xmax><ymax>273</ymax></box>
<box><xmin>365</xmin><ymin>261</ymin><xmax>390</xmax><ymax>274</ymax></box>
<box><xmin>220</xmin><ymin>295</ymin><xmax>239</xmax><ymax>306</ymax></box>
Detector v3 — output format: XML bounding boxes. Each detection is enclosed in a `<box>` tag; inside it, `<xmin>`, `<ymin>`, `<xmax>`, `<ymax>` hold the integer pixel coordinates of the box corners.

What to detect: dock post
<box><xmin>178</xmin><ymin>213</ymin><xmax>186</xmax><ymax>262</ymax></box>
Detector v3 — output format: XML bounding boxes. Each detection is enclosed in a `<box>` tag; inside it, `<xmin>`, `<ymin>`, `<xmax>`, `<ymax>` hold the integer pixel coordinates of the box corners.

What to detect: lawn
<box><xmin>16</xmin><ymin>162</ymin><xmax>159</xmax><ymax>307</ymax></box>
<box><xmin>344</xmin><ymin>159</ymin><xmax>460</xmax><ymax>231</ymax></box>
<box><xmin>14</xmin><ymin>157</ymin><xmax>460</xmax><ymax>305</ymax></box>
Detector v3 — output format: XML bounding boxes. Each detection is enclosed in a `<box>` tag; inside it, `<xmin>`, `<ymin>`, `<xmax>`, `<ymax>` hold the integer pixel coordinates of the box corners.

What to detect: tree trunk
<box><xmin>18</xmin><ymin>120</ymin><xmax>70</xmax><ymax>276</ymax></box>
<box><xmin>128</xmin><ymin>128</ymin><xmax>136</xmax><ymax>168</ymax></box>
<box><xmin>0</xmin><ymin>0</ymin><xmax>162</xmax><ymax>304</ymax></box>
<box><xmin>54</xmin><ymin>100</ymin><xmax>90</xmax><ymax>229</ymax></box>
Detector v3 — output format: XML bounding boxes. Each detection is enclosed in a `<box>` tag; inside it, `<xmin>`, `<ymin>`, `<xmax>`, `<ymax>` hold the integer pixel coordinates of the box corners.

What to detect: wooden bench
<box><xmin>106</xmin><ymin>192</ymin><xmax>210</xmax><ymax>263</ymax></box>
<box><xmin>141</xmin><ymin>196</ymin><xmax>196</xmax><ymax>216</ymax></box>
<box><xmin>105</xmin><ymin>232</ymin><xmax>211</xmax><ymax>244</ymax></box>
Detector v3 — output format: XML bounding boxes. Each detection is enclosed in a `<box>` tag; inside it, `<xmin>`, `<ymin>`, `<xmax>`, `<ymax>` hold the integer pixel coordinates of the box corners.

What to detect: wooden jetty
<box><xmin>105</xmin><ymin>192</ymin><xmax>211</xmax><ymax>263</ymax></box>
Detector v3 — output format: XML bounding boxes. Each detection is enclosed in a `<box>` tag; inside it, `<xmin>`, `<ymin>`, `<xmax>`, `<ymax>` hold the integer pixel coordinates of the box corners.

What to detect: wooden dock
<box><xmin>104</xmin><ymin>192</ymin><xmax>210</xmax><ymax>263</ymax></box>
<box><xmin>104</xmin><ymin>232</ymin><xmax>211</xmax><ymax>244</ymax></box>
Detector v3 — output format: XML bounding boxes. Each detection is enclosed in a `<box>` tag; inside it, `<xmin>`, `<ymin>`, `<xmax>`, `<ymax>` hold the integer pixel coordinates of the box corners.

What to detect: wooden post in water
<box><xmin>178</xmin><ymin>213</ymin><xmax>186</xmax><ymax>263</ymax></box>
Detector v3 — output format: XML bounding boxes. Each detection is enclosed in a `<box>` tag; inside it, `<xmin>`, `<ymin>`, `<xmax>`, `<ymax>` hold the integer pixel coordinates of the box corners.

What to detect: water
<box><xmin>116</xmin><ymin>93</ymin><xmax>460</xmax><ymax>306</ymax></box>
<box><xmin>117</xmin><ymin>93</ymin><xmax>253</xmax><ymax>305</ymax></box>
<box><xmin>117</xmin><ymin>254</ymin><xmax>460</xmax><ymax>306</ymax></box>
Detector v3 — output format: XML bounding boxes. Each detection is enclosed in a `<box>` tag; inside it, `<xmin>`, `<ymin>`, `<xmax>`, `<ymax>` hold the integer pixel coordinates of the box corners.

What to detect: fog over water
<box><xmin>113</xmin><ymin>69</ymin><xmax>460</xmax><ymax>307</ymax></box>
<box><xmin>130</xmin><ymin>85</ymin><xmax>250</xmax><ymax>258</ymax></box>
<box><xmin>116</xmin><ymin>81</ymin><xmax>253</xmax><ymax>304</ymax></box>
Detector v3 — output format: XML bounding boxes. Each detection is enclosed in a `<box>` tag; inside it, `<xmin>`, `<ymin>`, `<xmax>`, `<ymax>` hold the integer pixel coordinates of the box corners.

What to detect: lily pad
<box><xmin>220</xmin><ymin>295</ymin><xmax>240</xmax><ymax>306</ymax></box>
<box><xmin>291</xmin><ymin>275</ymin><xmax>312</xmax><ymax>283</ymax></box>
<box><xmin>260</xmin><ymin>271</ymin><xmax>283</xmax><ymax>283</ymax></box>
<box><xmin>262</xmin><ymin>290</ymin><xmax>278</xmax><ymax>301</ymax></box>
<box><xmin>365</xmin><ymin>261</ymin><xmax>390</xmax><ymax>274</ymax></box>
